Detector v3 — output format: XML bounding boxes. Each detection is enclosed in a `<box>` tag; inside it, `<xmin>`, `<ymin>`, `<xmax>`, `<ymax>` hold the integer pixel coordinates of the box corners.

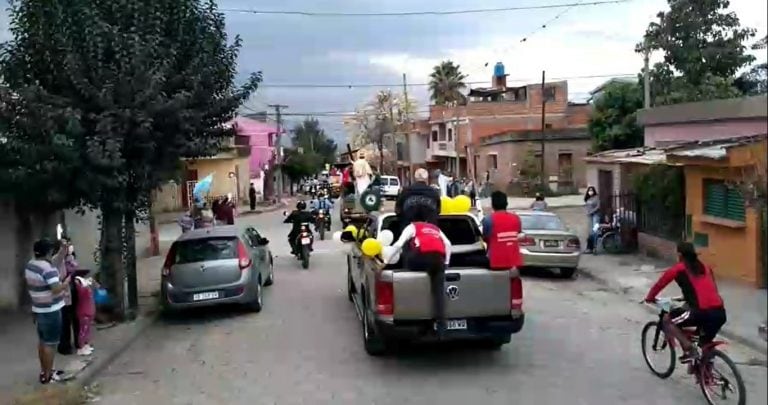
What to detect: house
<box><xmin>428</xmin><ymin>63</ymin><xmax>592</xmax><ymax>191</ymax></box>
<box><xmin>666</xmin><ymin>134</ymin><xmax>767</xmax><ymax>287</ymax></box>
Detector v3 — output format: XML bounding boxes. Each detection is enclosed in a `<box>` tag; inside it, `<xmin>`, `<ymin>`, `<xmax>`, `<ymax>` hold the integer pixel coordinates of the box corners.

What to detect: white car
<box><xmin>379</xmin><ymin>175</ymin><xmax>401</xmax><ymax>200</ymax></box>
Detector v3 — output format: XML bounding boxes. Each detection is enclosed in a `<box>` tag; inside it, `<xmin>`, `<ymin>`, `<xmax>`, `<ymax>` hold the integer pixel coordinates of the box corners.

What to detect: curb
<box><xmin>156</xmin><ymin>202</ymin><xmax>289</xmax><ymax>225</ymax></box>
<box><xmin>578</xmin><ymin>267</ymin><xmax>768</xmax><ymax>356</ymax></box>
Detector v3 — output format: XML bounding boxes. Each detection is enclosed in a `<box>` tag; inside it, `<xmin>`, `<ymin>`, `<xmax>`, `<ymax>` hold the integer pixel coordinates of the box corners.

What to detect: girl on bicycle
<box><xmin>644</xmin><ymin>242</ymin><xmax>727</xmax><ymax>363</ymax></box>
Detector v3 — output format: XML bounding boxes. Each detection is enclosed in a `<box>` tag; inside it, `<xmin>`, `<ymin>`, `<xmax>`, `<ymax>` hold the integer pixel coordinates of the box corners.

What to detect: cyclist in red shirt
<box><xmin>644</xmin><ymin>241</ymin><xmax>727</xmax><ymax>363</ymax></box>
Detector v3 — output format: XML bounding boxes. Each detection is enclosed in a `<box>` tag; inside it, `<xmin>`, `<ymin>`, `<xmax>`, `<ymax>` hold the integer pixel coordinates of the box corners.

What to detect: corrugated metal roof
<box><xmin>666</xmin><ymin>144</ymin><xmax>735</xmax><ymax>160</ymax></box>
<box><xmin>584</xmin><ymin>147</ymin><xmax>668</xmax><ymax>164</ymax></box>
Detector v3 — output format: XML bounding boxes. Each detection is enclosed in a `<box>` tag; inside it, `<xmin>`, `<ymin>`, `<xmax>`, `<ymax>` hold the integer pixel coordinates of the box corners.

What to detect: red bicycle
<box><xmin>640</xmin><ymin>297</ymin><xmax>746</xmax><ymax>405</ymax></box>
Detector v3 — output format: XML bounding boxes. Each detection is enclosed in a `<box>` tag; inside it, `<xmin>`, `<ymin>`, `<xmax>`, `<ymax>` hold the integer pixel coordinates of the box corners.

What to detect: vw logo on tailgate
<box><xmin>445</xmin><ymin>285</ymin><xmax>460</xmax><ymax>300</ymax></box>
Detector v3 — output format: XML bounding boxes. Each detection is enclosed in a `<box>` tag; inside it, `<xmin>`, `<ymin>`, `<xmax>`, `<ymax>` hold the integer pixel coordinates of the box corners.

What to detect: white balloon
<box><xmin>377</xmin><ymin>230</ymin><xmax>394</xmax><ymax>246</ymax></box>
<box><xmin>332</xmin><ymin>231</ymin><xmax>343</xmax><ymax>243</ymax></box>
<box><xmin>381</xmin><ymin>246</ymin><xmax>400</xmax><ymax>264</ymax></box>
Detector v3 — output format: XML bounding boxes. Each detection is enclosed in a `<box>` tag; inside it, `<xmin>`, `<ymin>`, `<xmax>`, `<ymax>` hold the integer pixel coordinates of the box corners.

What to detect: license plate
<box><xmin>192</xmin><ymin>292</ymin><xmax>219</xmax><ymax>301</ymax></box>
<box><xmin>542</xmin><ymin>240</ymin><xmax>560</xmax><ymax>248</ymax></box>
<box><xmin>301</xmin><ymin>237</ymin><xmax>311</xmax><ymax>245</ymax></box>
<box><xmin>440</xmin><ymin>319</ymin><xmax>467</xmax><ymax>330</ymax></box>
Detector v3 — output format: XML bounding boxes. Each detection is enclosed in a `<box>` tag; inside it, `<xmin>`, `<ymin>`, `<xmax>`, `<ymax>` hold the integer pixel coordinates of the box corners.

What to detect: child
<box><xmin>75</xmin><ymin>275</ymin><xmax>96</xmax><ymax>355</ymax></box>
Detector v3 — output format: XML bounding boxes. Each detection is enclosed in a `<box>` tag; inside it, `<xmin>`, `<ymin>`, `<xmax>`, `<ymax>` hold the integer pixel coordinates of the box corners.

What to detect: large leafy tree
<box><xmin>291</xmin><ymin>118</ymin><xmax>337</xmax><ymax>166</ymax></box>
<box><xmin>588</xmin><ymin>81</ymin><xmax>644</xmax><ymax>152</ymax></box>
<box><xmin>429</xmin><ymin>60</ymin><xmax>468</xmax><ymax>106</ymax></box>
<box><xmin>0</xmin><ymin>0</ymin><xmax>260</xmax><ymax>317</ymax></box>
<box><xmin>639</xmin><ymin>0</ymin><xmax>756</xmax><ymax>105</ymax></box>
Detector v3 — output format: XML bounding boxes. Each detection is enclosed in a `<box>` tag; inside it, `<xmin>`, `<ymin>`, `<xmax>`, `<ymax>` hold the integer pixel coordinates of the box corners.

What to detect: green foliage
<box><xmin>429</xmin><ymin>60</ymin><xmax>468</xmax><ymax>106</ymax></box>
<box><xmin>282</xmin><ymin>149</ymin><xmax>323</xmax><ymax>182</ymax></box>
<box><xmin>291</xmin><ymin>118</ymin><xmax>337</xmax><ymax>166</ymax></box>
<box><xmin>734</xmin><ymin>63</ymin><xmax>768</xmax><ymax>96</ymax></box>
<box><xmin>634</xmin><ymin>165</ymin><xmax>685</xmax><ymax>214</ymax></box>
<box><xmin>639</xmin><ymin>0</ymin><xmax>756</xmax><ymax>105</ymax></box>
<box><xmin>588</xmin><ymin>81</ymin><xmax>644</xmax><ymax>152</ymax></box>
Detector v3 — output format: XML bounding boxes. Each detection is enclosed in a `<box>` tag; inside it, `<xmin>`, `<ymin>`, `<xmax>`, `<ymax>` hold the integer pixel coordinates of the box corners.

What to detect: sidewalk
<box><xmin>154</xmin><ymin>199</ymin><xmax>290</xmax><ymax>225</ymax></box>
<box><xmin>578</xmin><ymin>253</ymin><xmax>768</xmax><ymax>355</ymax></box>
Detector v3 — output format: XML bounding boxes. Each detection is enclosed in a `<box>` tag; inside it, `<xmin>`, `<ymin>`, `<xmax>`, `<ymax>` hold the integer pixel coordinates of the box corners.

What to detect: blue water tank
<box><xmin>494</xmin><ymin>62</ymin><xmax>505</xmax><ymax>77</ymax></box>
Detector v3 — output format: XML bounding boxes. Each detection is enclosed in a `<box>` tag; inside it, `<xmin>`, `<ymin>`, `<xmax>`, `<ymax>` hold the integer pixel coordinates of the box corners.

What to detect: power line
<box><xmin>257</xmin><ymin>73</ymin><xmax>636</xmax><ymax>89</ymax></box>
<box><xmin>220</xmin><ymin>1</ymin><xmax>630</xmax><ymax>17</ymax></box>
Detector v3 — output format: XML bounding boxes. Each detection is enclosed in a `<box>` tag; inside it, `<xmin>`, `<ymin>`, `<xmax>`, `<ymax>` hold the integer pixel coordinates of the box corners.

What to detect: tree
<box><xmin>0</xmin><ymin>0</ymin><xmax>260</xmax><ymax>318</ymax></box>
<box><xmin>734</xmin><ymin>62</ymin><xmax>768</xmax><ymax>96</ymax></box>
<box><xmin>429</xmin><ymin>60</ymin><xmax>468</xmax><ymax>106</ymax></box>
<box><xmin>291</xmin><ymin>118</ymin><xmax>337</xmax><ymax>166</ymax></box>
<box><xmin>588</xmin><ymin>81</ymin><xmax>644</xmax><ymax>152</ymax></box>
<box><xmin>281</xmin><ymin>149</ymin><xmax>323</xmax><ymax>190</ymax></box>
<box><xmin>638</xmin><ymin>0</ymin><xmax>756</xmax><ymax>105</ymax></box>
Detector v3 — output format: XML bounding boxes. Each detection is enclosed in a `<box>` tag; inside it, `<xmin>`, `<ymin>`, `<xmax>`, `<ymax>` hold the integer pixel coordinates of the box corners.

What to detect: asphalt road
<box><xmin>92</xmin><ymin>208</ymin><xmax>767</xmax><ymax>405</ymax></box>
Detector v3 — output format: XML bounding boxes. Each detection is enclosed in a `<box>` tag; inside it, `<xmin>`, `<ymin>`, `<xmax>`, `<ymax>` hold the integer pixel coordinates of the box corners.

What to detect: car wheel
<box><xmin>247</xmin><ymin>276</ymin><xmax>263</xmax><ymax>313</ymax></box>
<box><xmin>362</xmin><ymin>300</ymin><xmax>388</xmax><ymax>356</ymax></box>
<box><xmin>560</xmin><ymin>267</ymin><xmax>577</xmax><ymax>279</ymax></box>
<box><xmin>264</xmin><ymin>259</ymin><xmax>274</xmax><ymax>286</ymax></box>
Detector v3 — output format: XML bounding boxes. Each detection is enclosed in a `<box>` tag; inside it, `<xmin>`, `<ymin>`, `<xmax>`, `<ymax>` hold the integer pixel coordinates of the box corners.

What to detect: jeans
<box><xmin>404</xmin><ymin>250</ymin><xmax>446</xmax><ymax>337</ymax></box>
<box><xmin>587</xmin><ymin>213</ymin><xmax>600</xmax><ymax>251</ymax></box>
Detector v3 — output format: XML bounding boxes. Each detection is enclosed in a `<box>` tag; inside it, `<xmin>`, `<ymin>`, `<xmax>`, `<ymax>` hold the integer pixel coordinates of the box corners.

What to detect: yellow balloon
<box><xmin>344</xmin><ymin>225</ymin><xmax>358</xmax><ymax>238</ymax></box>
<box><xmin>361</xmin><ymin>238</ymin><xmax>383</xmax><ymax>257</ymax></box>
<box><xmin>453</xmin><ymin>195</ymin><xmax>471</xmax><ymax>213</ymax></box>
<box><xmin>440</xmin><ymin>196</ymin><xmax>454</xmax><ymax>214</ymax></box>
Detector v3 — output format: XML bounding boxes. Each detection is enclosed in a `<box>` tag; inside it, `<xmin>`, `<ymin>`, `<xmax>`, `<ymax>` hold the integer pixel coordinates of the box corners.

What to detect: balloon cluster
<box><xmin>440</xmin><ymin>195</ymin><xmax>472</xmax><ymax>214</ymax></box>
<box><xmin>332</xmin><ymin>224</ymin><xmax>396</xmax><ymax>260</ymax></box>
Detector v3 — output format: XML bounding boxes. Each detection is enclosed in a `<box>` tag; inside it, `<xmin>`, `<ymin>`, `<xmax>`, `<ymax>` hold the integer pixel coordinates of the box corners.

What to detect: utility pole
<box><xmin>402</xmin><ymin>73</ymin><xmax>410</xmax><ymax>183</ymax></box>
<box><xmin>642</xmin><ymin>42</ymin><xmax>651</xmax><ymax>109</ymax></box>
<box><xmin>539</xmin><ymin>70</ymin><xmax>547</xmax><ymax>187</ymax></box>
<box><xmin>269</xmin><ymin>104</ymin><xmax>288</xmax><ymax>203</ymax></box>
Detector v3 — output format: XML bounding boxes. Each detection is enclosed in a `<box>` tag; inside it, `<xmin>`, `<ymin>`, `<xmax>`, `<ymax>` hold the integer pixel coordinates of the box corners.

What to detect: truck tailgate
<box><xmin>392</xmin><ymin>268</ymin><xmax>510</xmax><ymax>320</ymax></box>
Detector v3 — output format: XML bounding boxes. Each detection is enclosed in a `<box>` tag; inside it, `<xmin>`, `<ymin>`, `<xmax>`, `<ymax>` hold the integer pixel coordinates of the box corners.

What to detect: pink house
<box><xmin>638</xmin><ymin>96</ymin><xmax>767</xmax><ymax>147</ymax></box>
<box><xmin>230</xmin><ymin>117</ymin><xmax>280</xmax><ymax>178</ymax></box>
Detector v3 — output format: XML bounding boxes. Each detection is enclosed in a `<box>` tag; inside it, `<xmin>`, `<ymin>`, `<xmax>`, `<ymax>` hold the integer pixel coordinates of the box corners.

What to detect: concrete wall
<box><xmin>644</xmin><ymin>119</ymin><xmax>767</xmax><ymax>147</ymax></box>
<box><xmin>185</xmin><ymin>157</ymin><xmax>250</xmax><ymax>204</ymax></box>
<box><xmin>408</xmin><ymin>132</ymin><xmax>427</xmax><ymax>165</ymax></box>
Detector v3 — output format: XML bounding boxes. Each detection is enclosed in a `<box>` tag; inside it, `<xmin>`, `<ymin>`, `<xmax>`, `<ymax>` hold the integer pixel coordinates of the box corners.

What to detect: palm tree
<box><xmin>429</xmin><ymin>60</ymin><xmax>468</xmax><ymax>106</ymax></box>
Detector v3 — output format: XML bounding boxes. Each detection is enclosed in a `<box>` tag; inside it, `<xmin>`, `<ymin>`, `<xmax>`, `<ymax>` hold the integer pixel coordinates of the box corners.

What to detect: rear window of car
<box><xmin>520</xmin><ymin>214</ymin><xmax>566</xmax><ymax>231</ymax></box>
<box><xmin>388</xmin><ymin>178</ymin><xmax>400</xmax><ymax>186</ymax></box>
<box><xmin>380</xmin><ymin>216</ymin><xmax>481</xmax><ymax>246</ymax></box>
<box><xmin>173</xmin><ymin>237</ymin><xmax>239</xmax><ymax>264</ymax></box>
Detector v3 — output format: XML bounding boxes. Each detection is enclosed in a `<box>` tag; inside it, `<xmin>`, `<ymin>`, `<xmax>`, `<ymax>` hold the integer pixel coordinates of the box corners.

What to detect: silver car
<box><xmin>161</xmin><ymin>225</ymin><xmax>274</xmax><ymax>312</ymax></box>
<box><xmin>516</xmin><ymin>210</ymin><xmax>581</xmax><ymax>278</ymax></box>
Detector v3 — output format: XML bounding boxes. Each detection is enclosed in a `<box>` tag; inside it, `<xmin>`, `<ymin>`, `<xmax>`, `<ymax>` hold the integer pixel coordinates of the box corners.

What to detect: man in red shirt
<box><xmin>481</xmin><ymin>191</ymin><xmax>523</xmax><ymax>270</ymax></box>
<box><xmin>644</xmin><ymin>241</ymin><xmax>726</xmax><ymax>363</ymax></box>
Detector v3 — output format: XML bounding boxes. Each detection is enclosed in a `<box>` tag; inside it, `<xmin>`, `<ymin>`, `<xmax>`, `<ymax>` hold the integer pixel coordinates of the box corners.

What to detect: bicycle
<box><xmin>640</xmin><ymin>297</ymin><xmax>746</xmax><ymax>405</ymax></box>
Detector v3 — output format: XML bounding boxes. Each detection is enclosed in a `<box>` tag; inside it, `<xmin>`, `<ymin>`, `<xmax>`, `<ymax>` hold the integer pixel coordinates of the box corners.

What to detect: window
<box><xmin>431</xmin><ymin>130</ymin><xmax>438</xmax><ymax>142</ymax></box>
<box><xmin>703</xmin><ymin>179</ymin><xmax>746</xmax><ymax>222</ymax></box>
<box><xmin>174</xmin><ymin>237</ymin><xmax>238</xmax><ymax>264</ymax></box>
<box><xmin>438</xmin><ymin>128</ymin><xmax>446</xmax><ymax>142</ymax></box>
<box><xmin>448</xmin><ymin>128</ymin><xmax>453</xmax><ymax>142</ymax></box>
<box><xmin>487</xmin><ymin>154</ymin><xmax>498</xmax><ymax>170</ymax></box>
<box><xmin>544</xmin><ymin>86</ymin><xmax>556</xmax><ymax>102</ymax></box>
<box><xmin>544</xmin><ymin>123</ymin><xmax>553</xmax><ymax>129</ymax></box>
<box><xmin>520</xmin><ymin>215</ymin><xmax>566</xmax><ymax>231</ymax></box>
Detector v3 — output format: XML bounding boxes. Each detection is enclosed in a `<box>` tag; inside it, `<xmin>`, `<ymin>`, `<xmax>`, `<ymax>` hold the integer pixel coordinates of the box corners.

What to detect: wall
<box><xmin>408</xmin><ymin>132</ymin><xmax>427</xmax><ymax>165</ymax></box>
<box><xmin>185</xmin><ymin>157</ymin><xmax>250</xmax><ymax>204</ymax></box>
<box><xmin>645</xmin><ymin>119</ymin><xmax>767</xmax><ymax>147</ymax></box>
<box><xmin>586</xmin><ymin>163</ymin><xmax>621</xmax><ymax>192</ymax></box>
<box><xmin>685</xmin><ymin>165</ymin><xmax>761</xmax><ymax>285</ymax></box>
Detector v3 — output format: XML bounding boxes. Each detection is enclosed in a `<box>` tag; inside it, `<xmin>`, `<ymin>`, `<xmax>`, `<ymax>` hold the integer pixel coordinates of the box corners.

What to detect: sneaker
<box><xmin>77</xmin><ymin>347</ymin><xmax>93</xmax><ymax>356</ymax></box>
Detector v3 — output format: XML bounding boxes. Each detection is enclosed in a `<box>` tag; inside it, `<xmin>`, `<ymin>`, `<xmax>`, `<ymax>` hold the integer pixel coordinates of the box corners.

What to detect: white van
<box><xmin>379</xmin><ymin>175</ymin><xmax>401</xmax><ymax>200</ymax></box>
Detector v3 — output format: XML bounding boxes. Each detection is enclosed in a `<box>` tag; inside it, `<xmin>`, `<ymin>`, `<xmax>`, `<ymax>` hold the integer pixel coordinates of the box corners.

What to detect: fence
<box><xmin>636</xmin><ymin>195</ymin><xmax>685</xmax><ymax>242</ymax></box>
<box><xmin>602</xmin><ymin>192</ymin><xmax>639</xmax><ymax>252</ymax></box>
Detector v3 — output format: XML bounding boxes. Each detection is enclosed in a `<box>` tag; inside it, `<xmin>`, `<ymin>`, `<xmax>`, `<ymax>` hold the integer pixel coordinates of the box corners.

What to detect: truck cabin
<box><xmin>367</xmin><ymin>213</ymin><xmax>489</xmax><ymax>270</ymax></box>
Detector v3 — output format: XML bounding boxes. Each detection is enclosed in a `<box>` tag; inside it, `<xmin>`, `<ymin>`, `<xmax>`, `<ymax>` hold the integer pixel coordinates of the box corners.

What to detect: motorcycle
<box><xmin>314</xmin><ymin>209</ymin><xmax>331</xmax><ymax>240</ymax></box>
<box><xmin>294</xmin><ymin>223</ymin><xmax>313</xmax><ymax>269</ymax></box>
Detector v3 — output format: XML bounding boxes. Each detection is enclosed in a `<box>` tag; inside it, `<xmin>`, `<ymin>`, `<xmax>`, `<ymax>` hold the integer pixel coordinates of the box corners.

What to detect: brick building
<box><xmin>427</xmin><ymin>63</ymin><xmax>592</xmax><ymax>191</ymax></box>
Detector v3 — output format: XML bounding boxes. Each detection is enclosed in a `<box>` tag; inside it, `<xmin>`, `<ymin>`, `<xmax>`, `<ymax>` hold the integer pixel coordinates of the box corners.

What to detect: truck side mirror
<box><xmin>340</xmin><ymin>231</ymin><xmax>356</xmax><ymax>243</ymax></box>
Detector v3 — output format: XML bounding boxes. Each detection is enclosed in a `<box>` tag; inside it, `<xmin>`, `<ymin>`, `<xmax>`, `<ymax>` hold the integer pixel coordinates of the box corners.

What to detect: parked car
<box><xmin>379</xmin><ymin>175</ymin><xmax>401</xmax><ymax>200</ymax></box>
<box><xmin>516</xmin><ymin>210</ymin><xmax>581</xmax><ymax>278</ymax></box>
<box><xmin>347</xmin><ymin>212</ymin><xmax>524</xmax><ymax>355</ymax></box>
<box><xmin>161</xmin><ymin>225</ymin><xmax>274</xmax><ymax>313</ymax></box>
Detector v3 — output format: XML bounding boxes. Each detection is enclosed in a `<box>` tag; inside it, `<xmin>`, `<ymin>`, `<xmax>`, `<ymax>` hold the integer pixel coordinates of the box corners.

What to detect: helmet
<box><xmin>296</xmin><ymin>201</ymin><xmax>307</xmax><ymax>210</ymax></box>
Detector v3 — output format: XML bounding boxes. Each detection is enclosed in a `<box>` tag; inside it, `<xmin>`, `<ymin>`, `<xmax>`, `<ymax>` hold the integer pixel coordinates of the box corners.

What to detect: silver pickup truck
<box><xmin>346</xmin><ymin>212</ymin><xmax>524</xmax><ymax>355</ymax></box>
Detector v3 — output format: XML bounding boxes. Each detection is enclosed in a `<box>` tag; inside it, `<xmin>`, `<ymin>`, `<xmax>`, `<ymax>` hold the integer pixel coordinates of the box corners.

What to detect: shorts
<box><xmin>34</xmin><ymin>310</ymin><xmax>63</xmax><ymax>346</ymax></box>
<box><xmin>669</xmin><ymin>307</ymin><xmax>727</xmax><ymax>345</ymax></box>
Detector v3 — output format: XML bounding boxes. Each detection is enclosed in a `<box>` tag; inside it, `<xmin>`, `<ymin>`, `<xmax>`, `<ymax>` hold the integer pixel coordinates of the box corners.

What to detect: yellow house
<box><xmin>666</xmin><ymin>134</ymin><xmax>767</xmax><ymax>287</ymax></box>
<box><xmin>154</xmin><ymin>134</ymin><xmax>252</xmax><ymax>212</ymax></box>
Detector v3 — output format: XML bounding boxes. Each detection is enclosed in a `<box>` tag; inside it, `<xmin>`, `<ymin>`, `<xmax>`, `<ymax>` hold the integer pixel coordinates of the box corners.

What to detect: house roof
<box><xmin>637</xmin><ymin>96</ymin><xmax>767</xmax><ymax>126</ymax></box>
<box><xmin>588</xmin><ymin>77</ymin><xmax>636</xmax><ymax>95</ymax></box>
<box><xmin>584</xmin><ymin>147</ymin><xmax>669</xmax><ymax>164</ymax></box>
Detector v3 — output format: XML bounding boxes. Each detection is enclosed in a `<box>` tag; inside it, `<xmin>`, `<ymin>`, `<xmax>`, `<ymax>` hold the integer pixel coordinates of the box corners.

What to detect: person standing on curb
<box><xmin>26</xmin><ymin>238</ymin><xmax>72</xmax><ymax>384</ymax></box>
<box><xmin>54</xmin><ymin>238</ymin><xmax>79</xmax><ymax>356</ymax></box>
<box><xmin>584</xmin><ymin>186</ymin><xmax>601</xmax><ymax>254</ymax></box>
<box><xmin>249</xmin><ymin>184</ymin><xmax>257</xmax><ymax>211</ymax></box>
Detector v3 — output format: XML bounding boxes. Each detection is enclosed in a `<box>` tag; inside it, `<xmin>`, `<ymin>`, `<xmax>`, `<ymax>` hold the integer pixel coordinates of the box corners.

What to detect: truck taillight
<box><xmin>375</xmin><ymin>277</ymin><xmax>394</xmax><ymax>316</ymax></box>
<box><xmin>510</xmin><ymin>276</ymin><xmax>523</xmax><ymax>311</ymax></box>
<box><xmin>237</xmin><ymin>241</ymin><xmax>252</xmax><ymax>270</ymax></box>
<box><xmin>566</xmin><ymin>238</ymin><xmax>580</xmax><ymax>248</ymax></box>
<box><xmin>518</xmin><ymin>236</ymin><xmax>535</xmax><ymax>247</ymax></box>
<box><xmin>161</xmin><ymin>245</ymin><xmax>176</xmax><ymax>276</ymax></box>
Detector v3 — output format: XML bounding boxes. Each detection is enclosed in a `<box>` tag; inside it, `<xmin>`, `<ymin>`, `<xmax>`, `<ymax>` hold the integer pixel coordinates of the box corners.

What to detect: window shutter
<box><xmin>725</xmin><ymin>188</ymin><xmax>746</xmax><ymax>222</ymax></box>
<box><xmin>704</xmin><ymin>181</ymin><xmax>727</xmax><ymax>218</ymax></box>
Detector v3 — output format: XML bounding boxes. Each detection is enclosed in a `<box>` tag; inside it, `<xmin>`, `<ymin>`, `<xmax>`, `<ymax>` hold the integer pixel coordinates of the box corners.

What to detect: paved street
<box><xmin>93</xmin><ymin>208</ymin><xmax>767</xmax><ymax>405</ymax></box>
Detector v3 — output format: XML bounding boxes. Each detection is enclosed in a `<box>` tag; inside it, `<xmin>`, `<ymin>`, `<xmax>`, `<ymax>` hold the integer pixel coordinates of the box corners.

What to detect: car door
<box><xmin>243</xmin><ymin>227</ymin><xmax>268</xmax><ymax>277</ymax></box>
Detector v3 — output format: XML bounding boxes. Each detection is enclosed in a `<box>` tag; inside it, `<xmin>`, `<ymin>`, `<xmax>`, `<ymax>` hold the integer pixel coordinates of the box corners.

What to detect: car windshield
<box><xmin>173</xmin><ymin>237</ymin><xmax>238</xmax><ymax>264</ymax></box>
<box><xmin>388</xmin><ymin>178</ymin><xmax>399</xmax><ymax>186</ymax></box>
<box><xmin>520</xmin><ymin>214</ymin><xmax>566</xmax><ymax>231</ymax></box>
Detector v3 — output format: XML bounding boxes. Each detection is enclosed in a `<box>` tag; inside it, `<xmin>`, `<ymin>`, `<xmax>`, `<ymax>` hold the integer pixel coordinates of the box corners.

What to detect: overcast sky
<box><xmin>2</xmin><ymin>0</ymin><xmax>766</xmax><ymax>144</ymax></box>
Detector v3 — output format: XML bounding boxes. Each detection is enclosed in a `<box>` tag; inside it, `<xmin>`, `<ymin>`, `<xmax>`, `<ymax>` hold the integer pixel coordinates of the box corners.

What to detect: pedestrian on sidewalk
<box><xmin>74</xmin><ymin>274</ymin><xmax>97</xmax><ymax>356</ymax></box>
<box><xmin>249</xmin><ymin>184</ymin><xmax>257</xmax><ymax>211</ymax></box>
<box><xmin>178</xmin><ymin>209</ymin><xmax>195</xmax><ymax>233</ymax></box>
<box><xmin>26</xmin><ymin>238</ymin><xmax>72</xmax><ymax>384</ymax></box>
<box><xmin>221</xmin><ymin>194</ymin><xmax>235</xmax><ymax>225</ymax></box>
<box><xmin>584</xmin><ymin>186</ymin><xmax>600</xmax><ymax>253</ymax></box>
<box><xmin>55</xmin><ymin>238</ymin><xmax>80</xmax><ymax>356</ymax></box>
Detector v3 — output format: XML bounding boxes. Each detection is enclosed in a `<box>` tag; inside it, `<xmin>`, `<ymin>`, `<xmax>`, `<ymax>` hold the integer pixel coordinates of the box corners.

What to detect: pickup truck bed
<box><xmin>347</xmin><ymin>213</ymin><xmax>524</xmax><ymax>355</ymax></box>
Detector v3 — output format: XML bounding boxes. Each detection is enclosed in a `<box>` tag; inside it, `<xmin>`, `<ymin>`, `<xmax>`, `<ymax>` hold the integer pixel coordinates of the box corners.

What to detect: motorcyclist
<box><xmin>284</xmin><ymin>201</ymin><xmax>314</xmax><ymax>255</ymax></box>
<box><xmin>310</xmin><ymin>191</ymin><xmax>334</xmax><ymax>229</ymax></box>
